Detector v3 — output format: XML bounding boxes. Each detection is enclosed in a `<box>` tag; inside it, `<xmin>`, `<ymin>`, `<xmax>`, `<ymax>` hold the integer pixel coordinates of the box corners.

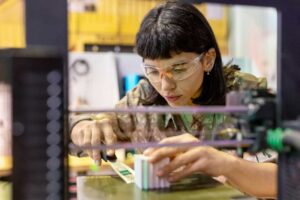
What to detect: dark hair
<box><xmin>136</xmin><ymin>1</ymin><xmax>226</xmax><ymax>105</ymax></box>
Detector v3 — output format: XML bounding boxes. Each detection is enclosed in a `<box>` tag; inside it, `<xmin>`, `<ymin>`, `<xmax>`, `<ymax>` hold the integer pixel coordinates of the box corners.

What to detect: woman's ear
<box><xmin>202</xmin><ymin>48</ymin><xmax>216</xmax><ymax>72</ymax></box>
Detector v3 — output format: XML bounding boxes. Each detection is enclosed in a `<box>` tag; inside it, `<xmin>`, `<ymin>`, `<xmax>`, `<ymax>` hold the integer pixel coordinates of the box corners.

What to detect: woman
<box><xmin>71</xmin><ymin>1</ymin><xmax>276</xmax><ymax>198</ymax></box>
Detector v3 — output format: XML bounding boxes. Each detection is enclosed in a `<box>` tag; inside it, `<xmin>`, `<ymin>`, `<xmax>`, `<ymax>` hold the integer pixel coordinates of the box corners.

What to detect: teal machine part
<box><xmin>124</xmin><ymin>74</ymin><xmax>142</xmax><ymax>93</ymax></box>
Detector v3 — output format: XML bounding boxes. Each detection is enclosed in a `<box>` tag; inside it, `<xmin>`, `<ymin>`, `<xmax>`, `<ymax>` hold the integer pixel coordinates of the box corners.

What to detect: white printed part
<box><xmin>148</xmin><ymin>160</ymin><xmax>154</xmax><ymax>189</ymax></box>
<box><xmin>158</xmin><ymin>159</ymin><xmax>164</xmax><ymax>188</ymax></box>
<box><xmin>134</xmin><ymin>156</ymin><xmax>142</xmax><ymax>188</ymax></box>
<box><xmin>134</xmin><ymin>155</ymin><xmax>150</xmax><ymax>189</ymax></box>
<box><xmin>160</xmin><ymin>158</ymin><xmax>170</xmax><ymax>188</ymax></box>
<box><xmin>109</xmin><ymin>161</ymin><xmax>135</xmax><ymax>184</ymax></box>
<box><xmin>134</xmin><ymin>154</ymin><xmax>170</xmax><ymax>190</ymax></box>
<box><xmin>158</xmin><ymin>161</ymin><xmax>164</xmax><ymax>188</ymax></box>
<box><xmin>156</xmin><ymin>157</ymin><xmax>170</xmax><ymax>189</ymax></box>
<box><xmin>153</xmin><ymin>161</ymin><xmax>159</xmax><ymax>188</ymax></box>
<box><xmin>134</xmin><ymin>155</ymin><xmax>145</xmax><ymax>189</ymax></box>
<box><xmin>142</xmin><ymin>159</ymin><xmax>148</xmax><ymax>190</ymax></box>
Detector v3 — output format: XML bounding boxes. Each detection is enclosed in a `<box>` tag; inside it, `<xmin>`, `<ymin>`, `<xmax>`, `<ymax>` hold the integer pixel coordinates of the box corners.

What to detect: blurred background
<box><xmin>0</xmin><ymin>0</ymin><xmax>278</xmax><ymax>101</ymax></box>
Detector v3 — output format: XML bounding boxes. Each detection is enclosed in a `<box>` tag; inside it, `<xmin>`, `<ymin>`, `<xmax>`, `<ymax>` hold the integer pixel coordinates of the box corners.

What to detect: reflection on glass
<box><xmin>227</xmin><ymin>5</ymin><xmax>277</xmax><ymax>90</ymax></box>
<box><xmin>0</xmin><ymin>82</ymin><xmax>12</xmax><ymax>200</ymax></box>
<box><xmin>0</xmin><ymin>83</ymin><xmax>12</xmax><ymax>171</ymax></box>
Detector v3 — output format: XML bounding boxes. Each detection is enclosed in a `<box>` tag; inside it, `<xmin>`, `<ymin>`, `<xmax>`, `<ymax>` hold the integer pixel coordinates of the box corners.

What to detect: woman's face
<box><xmin>143</xmin><ymin>52</ymin><xmax>210</xmax><ymax>107</ymax></box>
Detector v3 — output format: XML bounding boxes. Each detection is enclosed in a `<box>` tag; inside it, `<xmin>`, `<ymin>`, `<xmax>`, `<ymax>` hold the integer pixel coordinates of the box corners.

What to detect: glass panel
<box><xmin>67</xmin><ymin>2</ymin><xmax>278</xmax><ymax>199</ymax></box>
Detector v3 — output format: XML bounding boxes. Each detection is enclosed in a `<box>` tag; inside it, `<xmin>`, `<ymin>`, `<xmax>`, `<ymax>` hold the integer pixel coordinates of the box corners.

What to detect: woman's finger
<box><xmin>75</xmin><ymin>129</ymin><xmax>84</xmax><ymax>146</ymax></box>
<box><xmin>148</xmin><ymin>146</ymin><xmax>181</xmax><ymax>163</ymax></box>
<box><xmin>91</xmin><ymin>123</ymin><xmax>102</xmax><ymax>164</ymax></box>
<box><xmin>168</xmin><ymin>163</ymin><xmax>198</xmax><ymax>182</ymax></box>
<box><xmin>159</xmin><ymin>133</ymin><xmax>197</xmax><ymax>144</ymax></box>
<box><xmin>83</xmin><ymin>128</ymin><xmax>92</xmax><ymax>158</ymax></box>
<box><xmin>145</xmin><ymin>133</ymin><xmax>198</xmax><ymax>156</ymax></box>
<box><xmin>100</xmin><ymin>121</ymin><xmax>117</xmax><ymax>156</ymax></box>
<box><xmin>143</xmin><ymin>147</ymin><xmax>156</xmax><ymax>156</ymax></box>
<box><xmin>158</xmin><ymin>147</ymin><xmax>202</xmax><ymax>176</ymax></box>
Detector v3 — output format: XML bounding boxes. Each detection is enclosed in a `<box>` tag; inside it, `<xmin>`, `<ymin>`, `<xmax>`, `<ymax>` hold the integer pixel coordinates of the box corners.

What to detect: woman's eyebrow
<box><xmin>169</xmin><ymin>59</ymin><xmax>188</xmax><ymax>67</ymax></box>
<box><xmin>171</xmin><ymin>61</ymin><xmax>187</xmax><ymax>67</ymax></box>
<box><xmin>143</xmin><ymin>63</ymin><xmax>157</xmax><ymax>68</ymax></box>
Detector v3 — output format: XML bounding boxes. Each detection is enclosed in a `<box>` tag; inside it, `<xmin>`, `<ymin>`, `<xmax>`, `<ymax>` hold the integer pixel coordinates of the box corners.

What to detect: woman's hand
<box><xmin>144</xmin><ymin>133</ymin><xmax>236</xmax><ymax>182</ymax></box>
<box><xmin>71</xmin><ymin>118</ymin><xmax>117</xmax><ymax>165</ymax></box>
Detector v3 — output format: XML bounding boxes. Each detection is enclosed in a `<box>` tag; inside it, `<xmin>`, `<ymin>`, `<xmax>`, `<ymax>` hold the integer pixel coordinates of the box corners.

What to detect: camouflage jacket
<box><xmin>71</xmin><ymin>66</ymin><xmax>267</xmax><ymax>144</ymax></box>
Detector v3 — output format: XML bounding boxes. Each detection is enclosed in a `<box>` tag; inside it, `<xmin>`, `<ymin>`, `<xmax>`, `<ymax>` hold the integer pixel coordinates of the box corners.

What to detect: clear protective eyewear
<box><xmin>142</xmin><ymin>53</ymin><xmax>204</xmax><ymax>83</ymax></box>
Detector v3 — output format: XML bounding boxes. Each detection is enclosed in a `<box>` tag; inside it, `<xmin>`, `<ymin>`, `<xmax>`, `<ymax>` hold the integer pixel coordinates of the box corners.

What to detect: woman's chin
<box><xmin>167</xmin><ymin>101</ymin><xmax>185</xmax><ymax>107</ymax></box>
<box><xmin>167</xmin><ymin>100</ymin><xmax>194</xmax><ymax>107</ymax></box>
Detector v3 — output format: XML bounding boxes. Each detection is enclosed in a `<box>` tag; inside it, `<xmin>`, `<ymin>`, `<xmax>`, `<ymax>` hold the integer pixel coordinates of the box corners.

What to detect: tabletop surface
<box><xmin>76</xmin><ymin>174</ymin><xmax>254</xmax><ymax>200</ymax></box>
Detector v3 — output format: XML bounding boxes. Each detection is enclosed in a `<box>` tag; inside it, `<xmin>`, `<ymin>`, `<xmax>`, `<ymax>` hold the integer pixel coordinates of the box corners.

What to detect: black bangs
<box><xmin>136</xmin><ymin>25</ymin><xmax>172</xmax><ymax>59</ymax></box>
<box><xmin>136</xmin><ymin>25</ymin><xmax>208</xmax><ymax>59</ymax></box>
<box><xmin>136</xmin><ymin>3</ymin><xmax>209</xmax><ymax>59</ymax></box>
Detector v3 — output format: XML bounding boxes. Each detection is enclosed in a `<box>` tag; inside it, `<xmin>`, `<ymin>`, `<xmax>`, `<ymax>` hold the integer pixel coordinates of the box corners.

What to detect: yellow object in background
<box><xmin>0</xmin><ymin>156</ymin><xmax>12</xmax><ymax>171</ymax></box>
<box><xmin>68</xmin><ymin>149</ymin><xmax>132</xmax><ymax>173</ymax></box>
<box><xmin>68</xmin><ymin>0</ymin><xmax>161</xmax><ymax>51</ymax></box>
<box><xmin>68</xmin><ymin>0</ymin><xmax>229</xmax><ymax>54</ymax></box>
<box><xmin>196</xmin><ymin>4</ymin><xmax>229</xmax><ymax>54</ymax></box>
<box><xmin>0</xmin><ymin>0</ymin><xmax>228</xmax><ymax>54</ymax></box>
<box><xmin>69</xmin><ymin>155</ymin><xmax>95</xmax><ymax>169</ymax></box>
<box><xmin>118</xmin><ymin>0</ymin><xmax>158</xmax><ymax>45</ymax></box>
<box><xmin>0</xmin><ymin>0</ymin><xmax>25</xmax><ymax>48</ymax></box>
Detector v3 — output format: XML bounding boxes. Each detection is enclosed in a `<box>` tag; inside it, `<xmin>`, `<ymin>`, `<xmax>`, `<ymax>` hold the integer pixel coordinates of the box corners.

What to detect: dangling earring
<box><xmin>207</xmin><ymin>61</ymin><xmax>214</xmax><ymax>75</ymax></box>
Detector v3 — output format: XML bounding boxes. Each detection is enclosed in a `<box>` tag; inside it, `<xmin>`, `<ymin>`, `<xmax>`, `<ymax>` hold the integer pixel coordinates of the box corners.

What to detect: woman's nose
<box><xmin>159</xmin><ymin>71</ymin><xmax>173</xmax><ymax>80</ymax></box>
<box><xmin>160</xmin><ymin>72</ymin><xmax>176</xmax><ymax>91</ymax></box>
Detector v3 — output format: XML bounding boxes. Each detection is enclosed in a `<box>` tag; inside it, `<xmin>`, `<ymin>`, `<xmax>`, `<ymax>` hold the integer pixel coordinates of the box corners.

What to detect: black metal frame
<box><xmin>24</xmin><ymin>0</ymin><xmax>300</xmax><ymax>199</ymax></box>
<box><xmin>25</xmin><ymin>0</ymin><xmax>68</xmax><ymax>55</ymax></box>
<box><xmin>25</xmin><ymin>0</ymin><xmax>69</xmax><ymax>199</ymax></box>
<box><xmin>0</xmin><ymin>48</ymin><xmax>66</xmax><ymax>200</ymax></box>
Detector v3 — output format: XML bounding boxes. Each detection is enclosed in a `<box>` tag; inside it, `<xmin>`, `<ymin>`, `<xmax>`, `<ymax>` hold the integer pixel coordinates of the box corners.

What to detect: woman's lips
<box><xmin>165</xmin><ymin>95</ymin><xmax>182</xmax><ymax>102</ymax></box>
